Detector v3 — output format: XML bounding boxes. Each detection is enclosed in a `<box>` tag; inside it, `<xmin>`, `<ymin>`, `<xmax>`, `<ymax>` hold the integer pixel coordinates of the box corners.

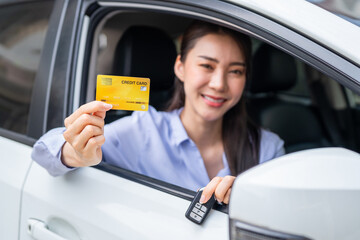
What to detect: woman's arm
<box><xmin>31</xmin><ymin>127</ymin><xmax>70</xmax><ymax>176</ymax></box>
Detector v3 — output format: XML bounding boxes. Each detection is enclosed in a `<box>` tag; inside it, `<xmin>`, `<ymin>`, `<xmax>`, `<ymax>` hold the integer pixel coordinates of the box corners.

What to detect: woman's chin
<box><xmin>199</xmin><ymin>110</ymin><xmax>226</xmax><ymax>123</ymax></box>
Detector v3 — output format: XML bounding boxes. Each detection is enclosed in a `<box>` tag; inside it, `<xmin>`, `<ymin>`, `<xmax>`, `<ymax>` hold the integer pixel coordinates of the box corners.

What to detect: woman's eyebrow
<box><xmin>230</xmin><ymin>62</ymin><xmax>246</xmax><ymax>67</ymax></box>
<box><xmin>198</xmin><ymin>55</ymin><xmax>245</xmax><ymax>66</ymax></box>
<box><xmin>198</xmin><ymin>55</ymin><xmax>219</xmax><ymax>63</ymax></box>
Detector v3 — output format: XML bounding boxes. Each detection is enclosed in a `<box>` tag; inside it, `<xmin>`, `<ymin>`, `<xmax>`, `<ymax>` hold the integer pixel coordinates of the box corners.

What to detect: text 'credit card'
<box><xmin>96</xmin><ymin>75</ymin><xmax>150</xmax><ymax>111</ymax></box>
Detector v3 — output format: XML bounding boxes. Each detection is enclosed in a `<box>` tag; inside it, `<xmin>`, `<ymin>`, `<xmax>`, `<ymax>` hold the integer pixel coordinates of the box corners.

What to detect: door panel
<box><xmin>20</xmin><ymin>163</ymin><xmax>228</xmax><ymax>239</ymax></box>
<box><xmin>0</xmin><ymin>136</ymin><xmax>32</xmax><ymax>240</ymax></box>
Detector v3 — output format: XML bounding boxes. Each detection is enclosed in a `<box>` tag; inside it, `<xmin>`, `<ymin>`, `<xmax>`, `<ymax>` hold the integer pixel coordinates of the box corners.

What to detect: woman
<box><xmin>32</xmin><ymin>21</ymin><xmax>284</xmax><ymax>205</ymax></box>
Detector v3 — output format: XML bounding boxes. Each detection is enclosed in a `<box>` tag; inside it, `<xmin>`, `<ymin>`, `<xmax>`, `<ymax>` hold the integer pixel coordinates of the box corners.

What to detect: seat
<box><xmin>247</xmin><ymin>44</ymin><xmax>332</xmax><ymax>153</ymax></box>
<box><xmin>112</xmin><ymin>25</ymin><xmax>177</xmax><ymax>111</ymax></box>
<box><xmin>104</xmin><ymin>25</ymin><xmax>177</xmax><ymax>124</ymax></box>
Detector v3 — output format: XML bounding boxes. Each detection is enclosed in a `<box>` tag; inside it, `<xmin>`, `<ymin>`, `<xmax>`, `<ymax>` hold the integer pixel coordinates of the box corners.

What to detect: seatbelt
<box><xmin>311</xmin><ymin>81</ymin><xmax>345</xmax><ymax>147</ymax></box>
<box><xmin>339</xmin><ymin>86</ymin><xmax>358</xmax><ymax>151</ymax></box>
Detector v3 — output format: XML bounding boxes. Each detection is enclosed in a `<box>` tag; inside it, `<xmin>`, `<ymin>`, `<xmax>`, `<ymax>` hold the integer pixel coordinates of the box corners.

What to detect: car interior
<box><xmin>85</xmin><ymin>10</ymin><xmax>360</xmax><ymax>174</ymax></box>
<box><xmin>247</xmin><ymin>43</ymin><xmax>333</xmax><ymax>153</ymax></box>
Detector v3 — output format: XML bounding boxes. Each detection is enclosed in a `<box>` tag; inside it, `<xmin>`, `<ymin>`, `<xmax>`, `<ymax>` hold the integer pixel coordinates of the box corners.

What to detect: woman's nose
<box><xmin>208</xmin><ymin>71</ymin><xmax>227</xmax><ymax>91</ymax></box>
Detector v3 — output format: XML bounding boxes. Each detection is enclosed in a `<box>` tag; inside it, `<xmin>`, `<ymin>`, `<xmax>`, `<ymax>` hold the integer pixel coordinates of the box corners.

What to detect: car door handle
<box><xmin>28</xmin><ymin>219</ymin><xmax>67</xmax><ymax>240</ymax></box>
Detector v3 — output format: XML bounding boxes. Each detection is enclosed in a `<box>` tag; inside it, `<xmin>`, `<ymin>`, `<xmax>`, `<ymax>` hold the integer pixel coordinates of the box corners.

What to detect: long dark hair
<box><xmin>167</xmin><ymin>20</ymin><xmax>260</xmax><ymax>175</ymax></box>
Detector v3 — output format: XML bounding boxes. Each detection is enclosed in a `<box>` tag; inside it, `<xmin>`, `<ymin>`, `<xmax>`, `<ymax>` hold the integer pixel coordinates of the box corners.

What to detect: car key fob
<box><xmin>185</xmin><ymin>188</ymin><xmax>216</xmax><ymax>224</ymax></box>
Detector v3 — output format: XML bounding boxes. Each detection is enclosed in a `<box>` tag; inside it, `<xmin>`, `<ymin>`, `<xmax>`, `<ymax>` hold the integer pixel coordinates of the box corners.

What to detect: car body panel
<box><xmin>0</xmin><ymin>136</ymin><xmax>32</xmax><ymax>240</ymax></box>
<box><xmin>226</xmin><ymin>0</ymin><xmax>360</xmax><ymax>66</ymax></box>
<box><xmin>20</xmin><ymin>163</ymin><xmax>228</xmax><ymax>240</ymax></box>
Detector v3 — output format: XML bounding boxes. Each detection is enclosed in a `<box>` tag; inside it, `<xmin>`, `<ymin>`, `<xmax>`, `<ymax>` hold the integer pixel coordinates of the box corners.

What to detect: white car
<box><xmin>1</xmin><ymin>0</ymin><xmax>359</xmax><ymax>239</ymax></box>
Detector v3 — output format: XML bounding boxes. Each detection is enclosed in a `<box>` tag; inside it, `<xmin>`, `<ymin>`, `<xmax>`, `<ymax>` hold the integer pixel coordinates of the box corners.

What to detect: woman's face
<box><xmin>175</xmin><ymin>33</ymin><xmax>246</xmax><ymax>123</ymax></box>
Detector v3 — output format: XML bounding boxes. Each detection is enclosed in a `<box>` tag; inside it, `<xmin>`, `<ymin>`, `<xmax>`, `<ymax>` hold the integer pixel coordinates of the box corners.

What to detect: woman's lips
<box><xmin>202</xmin><ymin>94</ymin><xmax>227</xmax><ymax>107</ymax></box>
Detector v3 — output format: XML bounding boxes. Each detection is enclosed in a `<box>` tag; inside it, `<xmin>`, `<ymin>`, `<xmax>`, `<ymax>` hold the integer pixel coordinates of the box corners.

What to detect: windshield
<box><xmin>307</xmin><ymin>0</ymin><xmax>360</xmax><ymax>26</ymax></box>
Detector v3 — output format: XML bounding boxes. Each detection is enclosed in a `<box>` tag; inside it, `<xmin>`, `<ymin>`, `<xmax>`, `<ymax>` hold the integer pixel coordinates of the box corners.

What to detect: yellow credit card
<box><xmin>96</xmin><ymin>75</ymin><xmax>150</xmax><ymax>111</ymax></box>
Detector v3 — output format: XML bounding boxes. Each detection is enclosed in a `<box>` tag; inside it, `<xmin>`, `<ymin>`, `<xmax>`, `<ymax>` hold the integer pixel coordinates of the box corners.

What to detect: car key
<box><xmin>185</xmin><ymin>188</ymin><xmax>216</xmax><ymax>224</ymax></box>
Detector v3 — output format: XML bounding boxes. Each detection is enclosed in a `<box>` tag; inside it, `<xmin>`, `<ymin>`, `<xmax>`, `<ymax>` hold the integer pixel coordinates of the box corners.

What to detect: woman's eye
<box><xmin>200</xmin><ymin>64</ymin><xmax>213</xmax><ymax>70</ymax></box>
<box><xmin>230</xmin><ymin>69</ymin><xmax>244</xmax><ymax>75</ymax></box>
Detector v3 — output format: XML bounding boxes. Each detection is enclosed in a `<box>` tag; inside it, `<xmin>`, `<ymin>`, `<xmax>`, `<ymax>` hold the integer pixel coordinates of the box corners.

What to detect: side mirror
<box><xmin>229</xmin><ymin>148</ymin><xmax>360</xmax><ymax>240</ymax></box>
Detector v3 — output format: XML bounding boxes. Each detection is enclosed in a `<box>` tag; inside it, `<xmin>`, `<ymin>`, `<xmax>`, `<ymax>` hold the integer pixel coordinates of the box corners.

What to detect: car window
<box><xmin>349</xmin><ymin>90</ymin><xmax>360</xmax><ymax>108</ymax></box>
<box><xmin>251</xmin><ymin>39</ymin><xmax>311</xmax><ymax>99</ymax></box>
<box><xmin>0</xmin><ymin>1</ymin><xmax>54</xmax><ymax>134</ymax></box>
<box><xmin>80</xmin><ymin>7</ymin><xmax>360</xmax><ymax>193</ymax></box>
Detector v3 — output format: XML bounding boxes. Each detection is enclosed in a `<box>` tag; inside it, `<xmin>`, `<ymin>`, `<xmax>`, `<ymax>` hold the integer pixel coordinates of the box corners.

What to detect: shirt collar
<box><xmin>169</xmin><ymin>107</ymin><xmax>190</xmax><ymax>146</ymax></box>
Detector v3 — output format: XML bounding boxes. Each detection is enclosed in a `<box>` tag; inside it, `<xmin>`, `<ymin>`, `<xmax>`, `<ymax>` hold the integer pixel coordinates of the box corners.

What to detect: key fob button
<box><xmin>201</xmin><ymin>205</ymin><xmax>207</xmax><ymax>212</ymax></box>
<box><xmin>192</xmin><ymin>208</ymin><xmax>205</xmax><ymax>217</ymax></box>
<box><xmin>190</xmin><ymin>212</ymin><xmax>202</xmax><ymax>222</ymax></box>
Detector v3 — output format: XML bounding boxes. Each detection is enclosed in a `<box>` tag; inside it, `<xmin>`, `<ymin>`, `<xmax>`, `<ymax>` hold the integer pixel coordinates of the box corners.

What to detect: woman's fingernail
<box><xmin>104</xmin><ymin>103</ymin><xmax>112</xmax><ymax>109</ymax></box>
<box><xmin>200</xmin><ymin>195</ymin><xmax>206</xmax><ymax>204</ymax></box>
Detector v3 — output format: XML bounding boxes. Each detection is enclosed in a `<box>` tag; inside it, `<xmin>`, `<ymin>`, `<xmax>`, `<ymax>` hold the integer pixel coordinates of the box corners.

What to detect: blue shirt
<box><xmin>32</xmin><ymin>106</ymin><xmax>285</xmax><ymax>191</ymax></box>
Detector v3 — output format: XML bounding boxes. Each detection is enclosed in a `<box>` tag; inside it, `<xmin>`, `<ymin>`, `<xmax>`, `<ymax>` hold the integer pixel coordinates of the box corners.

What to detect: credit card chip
<box><xmin>101</xmin><ymin>77</ymin><xmax>112</xmax><ymax>86</ymax></box>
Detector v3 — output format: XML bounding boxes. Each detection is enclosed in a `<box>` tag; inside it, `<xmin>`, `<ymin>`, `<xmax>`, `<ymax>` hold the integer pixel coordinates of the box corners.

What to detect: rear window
<box><xmin>0</xmin><ymin>1</ymin><xmax>54</xmax><ymax>134</ymax></box>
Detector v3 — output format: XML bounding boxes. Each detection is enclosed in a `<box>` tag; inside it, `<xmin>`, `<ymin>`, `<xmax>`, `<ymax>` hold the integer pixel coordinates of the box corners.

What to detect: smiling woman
<box><xmin>168</xmin><ymin>21</ymin><xmax>258</xmax><ymax>177</ymax></box>
<box><xmin>31</xmin><ymin>20</ymin><xmax>284</xmax><ymax>206</ymax></box>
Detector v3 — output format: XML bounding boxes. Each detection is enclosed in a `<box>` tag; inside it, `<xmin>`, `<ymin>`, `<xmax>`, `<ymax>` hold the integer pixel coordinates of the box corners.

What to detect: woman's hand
<box><xmin>200</xmin><ymin>176</ymin><xmax>236</xmax><ymax>205</ymax></box>
<box><xmin>61</xmin><ymin>101</ymin><xmax>112</xmax><ymax>168</ymax></box>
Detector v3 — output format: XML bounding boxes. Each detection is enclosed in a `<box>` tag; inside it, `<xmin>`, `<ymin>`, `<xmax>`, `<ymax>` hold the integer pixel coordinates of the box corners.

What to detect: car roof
<box><xmin>226</xmin><ymin>0</ymin><xmax>360</xmax><ymax>65</ymax></box>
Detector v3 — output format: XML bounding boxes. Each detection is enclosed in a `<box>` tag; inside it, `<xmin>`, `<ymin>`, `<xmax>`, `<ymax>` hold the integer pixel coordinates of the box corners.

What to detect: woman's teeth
<box><xmin>203</xmin><ymin>95</ymin><xmax>225</xmax><ymax>103</ymax></box>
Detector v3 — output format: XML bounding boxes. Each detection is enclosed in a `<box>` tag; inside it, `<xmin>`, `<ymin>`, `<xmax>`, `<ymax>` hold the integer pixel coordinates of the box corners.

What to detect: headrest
<box><xmin>112</xmin><ymin>26</ymin><xmax>177</xmax><ymax>91</ymax></box>
<box><xmin>249</xmin><ymin>44</ymin><xmax>297</xmax><ymax>93</ymax></box>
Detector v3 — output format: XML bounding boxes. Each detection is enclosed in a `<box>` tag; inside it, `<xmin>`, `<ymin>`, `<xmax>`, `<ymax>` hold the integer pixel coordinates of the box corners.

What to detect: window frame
<box><xmin>27</xmin><ymin>0</ymin><xmax>82</xmax><ymax>140</ymax></box>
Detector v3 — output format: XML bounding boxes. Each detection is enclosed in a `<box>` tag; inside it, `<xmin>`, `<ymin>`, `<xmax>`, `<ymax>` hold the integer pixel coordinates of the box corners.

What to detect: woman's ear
<box><xmin>174</xmin><ymin>55</ymin><xmax>184</xmax><ymax>82</ymax></box>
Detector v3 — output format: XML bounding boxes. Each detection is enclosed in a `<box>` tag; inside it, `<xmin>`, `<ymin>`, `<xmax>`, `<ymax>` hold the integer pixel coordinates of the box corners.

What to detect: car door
<box><xmin>19</xmin><ymin>1</ymin><xmax>234</xmax><ymax>239</ymax></box>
